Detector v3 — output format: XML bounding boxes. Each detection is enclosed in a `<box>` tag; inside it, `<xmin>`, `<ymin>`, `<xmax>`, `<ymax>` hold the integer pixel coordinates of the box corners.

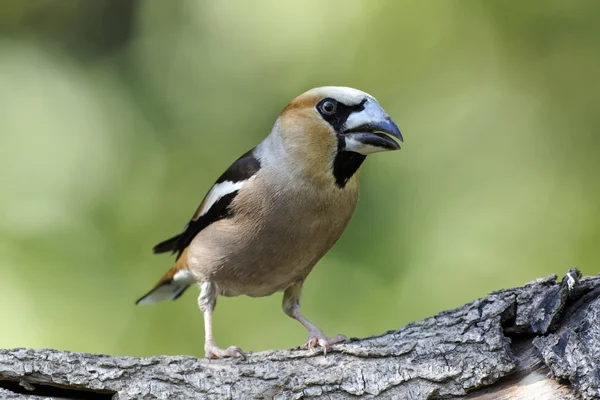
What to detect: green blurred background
<box><xmin>1</xmin><ymin>0</ymin><xmax>599</xmax><ymax>357</ymax></box>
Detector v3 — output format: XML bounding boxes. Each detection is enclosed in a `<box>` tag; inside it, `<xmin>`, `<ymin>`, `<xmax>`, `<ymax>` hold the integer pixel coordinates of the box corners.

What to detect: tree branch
<box><xmin>1</xmin><ymin>269</ymin><xmax>599</xmax><ymax>399</ymax></box>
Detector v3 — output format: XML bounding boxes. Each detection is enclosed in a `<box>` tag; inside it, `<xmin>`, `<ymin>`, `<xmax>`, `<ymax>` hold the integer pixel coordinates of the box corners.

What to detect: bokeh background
<box><xmin>1</xmin><ymin>0</ymin><xmax>599</xmax><ymax>357</ymax></box>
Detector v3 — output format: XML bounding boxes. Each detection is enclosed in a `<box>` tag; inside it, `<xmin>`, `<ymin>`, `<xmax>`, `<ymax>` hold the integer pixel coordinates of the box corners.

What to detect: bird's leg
<box><xmin>282</xmin><ymin>282</ymin><xmax>346</xmax><ymax>355</ymax></box>
<box><xmin>198</xmin><ymin>281</ymin><xmax>245</xmax><ymax>359</ymax></box>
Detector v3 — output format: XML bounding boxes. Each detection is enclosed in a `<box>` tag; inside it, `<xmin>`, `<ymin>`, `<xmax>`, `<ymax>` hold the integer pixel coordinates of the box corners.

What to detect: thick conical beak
<box><xmin>341</xmin><ymin>99</ymin><xmax>402</xmax><ymax>155</ymax></box>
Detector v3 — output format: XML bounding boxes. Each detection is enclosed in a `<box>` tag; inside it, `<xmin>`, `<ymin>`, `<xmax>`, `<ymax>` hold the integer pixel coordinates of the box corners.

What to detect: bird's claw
<box><xmin>303</xmin><ymin>333</ymin><xmax>346</xmax><ymax>355</ymax></box>
<box><xmin>205</xmin><ymin>342</ymin><xmax>246</xmax><ymax>360</ymax></box>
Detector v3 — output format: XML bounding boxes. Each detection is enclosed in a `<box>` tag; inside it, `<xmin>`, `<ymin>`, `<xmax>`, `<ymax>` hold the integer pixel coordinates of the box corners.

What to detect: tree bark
<box><xmin>1</xmin><ymin>269</ymin><xmax>599</xmax><ymax>399</ymax></box>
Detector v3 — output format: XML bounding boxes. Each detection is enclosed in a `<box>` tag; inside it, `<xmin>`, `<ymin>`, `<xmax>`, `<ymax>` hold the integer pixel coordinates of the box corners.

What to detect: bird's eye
<box><xmin>319</xmin><ymin>100</ymin><xmax>337</xmax><ymax>116</ymax></box>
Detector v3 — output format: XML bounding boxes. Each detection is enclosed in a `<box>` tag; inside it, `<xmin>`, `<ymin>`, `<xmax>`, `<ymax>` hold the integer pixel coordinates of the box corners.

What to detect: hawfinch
<box><xmin>137</xmin><ymin>86</ymin><xmax>402</xmax><ymax>359</ymax></box>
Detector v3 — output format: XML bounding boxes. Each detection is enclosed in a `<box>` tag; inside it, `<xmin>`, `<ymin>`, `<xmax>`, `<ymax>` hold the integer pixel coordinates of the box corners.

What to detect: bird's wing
<box><xmin>152</xmin><ymin>147</ymin><xmax>261</xmax><ymax>260</ymax></box>
<box><xmin>136</xmin><ymin>148</ymin><xmax>261</xmax><ymax>305</ymax></box>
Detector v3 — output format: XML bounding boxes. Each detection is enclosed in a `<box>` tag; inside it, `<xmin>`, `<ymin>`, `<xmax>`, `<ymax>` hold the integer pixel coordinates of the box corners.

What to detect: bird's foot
<box><xmin>205</xmin><ymin>341</ymin><xmax>246</xmax><ymax>360</ymax></box>
<box><xmin>303</xmin><ymin>331</ymin><xmax>347</xmax><ymax>355</ymax></box>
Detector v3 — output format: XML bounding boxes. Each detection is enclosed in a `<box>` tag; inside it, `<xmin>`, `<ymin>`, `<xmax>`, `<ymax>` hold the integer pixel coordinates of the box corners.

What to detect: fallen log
<box><xmin>1</xmin><ymin>269</ymin><xmax>598</xmax><ymax>399</ymax></box>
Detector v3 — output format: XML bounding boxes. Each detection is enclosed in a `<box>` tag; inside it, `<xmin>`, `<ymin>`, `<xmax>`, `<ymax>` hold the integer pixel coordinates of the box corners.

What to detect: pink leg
<box><xmin>283</xmin><ymin>282</ymin><xmax>346</xmax><ymax>355</ymax></box>
<box><xmin>198</xmin><ymin>282</ymin><xmax>245</xmax><ymax>359</ymax></box>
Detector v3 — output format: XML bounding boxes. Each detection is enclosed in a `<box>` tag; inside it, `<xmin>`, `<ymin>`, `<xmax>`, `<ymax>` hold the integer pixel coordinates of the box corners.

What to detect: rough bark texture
<box><xmin>1</xmin><ymin>269</ymin><xmax>599</xmax><ymax>399</ymax></box>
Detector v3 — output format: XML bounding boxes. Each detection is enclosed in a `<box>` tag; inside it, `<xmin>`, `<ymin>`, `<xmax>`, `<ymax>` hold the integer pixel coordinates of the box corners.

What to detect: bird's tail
<box><xmin>136</xmin><ymin>255</ymin><xmax>196</xmax><ymax>305</ymax></box>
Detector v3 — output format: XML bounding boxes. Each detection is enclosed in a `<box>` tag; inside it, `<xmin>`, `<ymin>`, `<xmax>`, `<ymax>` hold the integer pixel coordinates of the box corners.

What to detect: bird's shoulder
<box><xmin>152</xmin><ymin>147</ymin><xmax>261</xmax><ymax>258</ymax></box>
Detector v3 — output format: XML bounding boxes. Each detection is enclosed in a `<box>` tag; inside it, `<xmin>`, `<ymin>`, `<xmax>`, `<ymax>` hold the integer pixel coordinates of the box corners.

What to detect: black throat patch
<box><xmin>333</xmin><ymin>146</ymin><xmax>366</xmax><ymax>188</ymax></box>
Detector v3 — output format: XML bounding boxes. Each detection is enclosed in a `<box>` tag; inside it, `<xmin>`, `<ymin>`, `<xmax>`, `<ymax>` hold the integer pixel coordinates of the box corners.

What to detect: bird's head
<box><xmin>268</xmin><ymin>86</ymin><xmax>402</xmax><ymax>188</ymax></box>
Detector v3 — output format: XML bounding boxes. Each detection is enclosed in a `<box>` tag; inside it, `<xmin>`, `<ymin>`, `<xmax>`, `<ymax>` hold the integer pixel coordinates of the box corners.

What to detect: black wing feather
<box><xmin>215</xmin><ymin>147</ymin><xmax>261</xmax><ymax>184</ymax></box>
<box><xmin>152</xmin><ymin>148</ymin><xmax>261</xmax><ymax>259</ymax></box>
<box><xmin>153</xmin><ymin>235</ymin><xmax>180</xmax><ymax>254</ymax></box>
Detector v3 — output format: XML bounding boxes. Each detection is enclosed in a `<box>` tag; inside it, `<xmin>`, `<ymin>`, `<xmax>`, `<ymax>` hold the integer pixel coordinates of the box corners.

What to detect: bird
<box><xmin>136</xmin><ymin>86</ymin><xmax>403</xmax><ymax>359</ymax></box>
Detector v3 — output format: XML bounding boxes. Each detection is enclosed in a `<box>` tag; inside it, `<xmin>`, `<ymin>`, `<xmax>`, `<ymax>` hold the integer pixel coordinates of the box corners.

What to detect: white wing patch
<box><xmin>198</xmin><ymin>180</ymin><xmax>248</xmax><ymax>218</ymax></box>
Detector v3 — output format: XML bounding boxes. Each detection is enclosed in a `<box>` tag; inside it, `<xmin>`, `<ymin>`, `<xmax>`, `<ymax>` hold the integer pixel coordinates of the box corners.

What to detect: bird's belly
<box><xmin>221</xmin><ymin>219</ymin><xmax>346</xmax><ymax>297</ymax></box>
<box><xmin>188</xmin><ymin>201</ymin><xmax>355</xmax><ymax>298</ymax></box>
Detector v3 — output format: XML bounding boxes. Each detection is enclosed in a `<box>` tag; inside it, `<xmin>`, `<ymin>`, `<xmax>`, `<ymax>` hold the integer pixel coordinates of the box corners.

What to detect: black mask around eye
<box><xmin>316</xmin><ymin>98</ymin><xmax>366</xmax><ymax>133</ymax></box>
